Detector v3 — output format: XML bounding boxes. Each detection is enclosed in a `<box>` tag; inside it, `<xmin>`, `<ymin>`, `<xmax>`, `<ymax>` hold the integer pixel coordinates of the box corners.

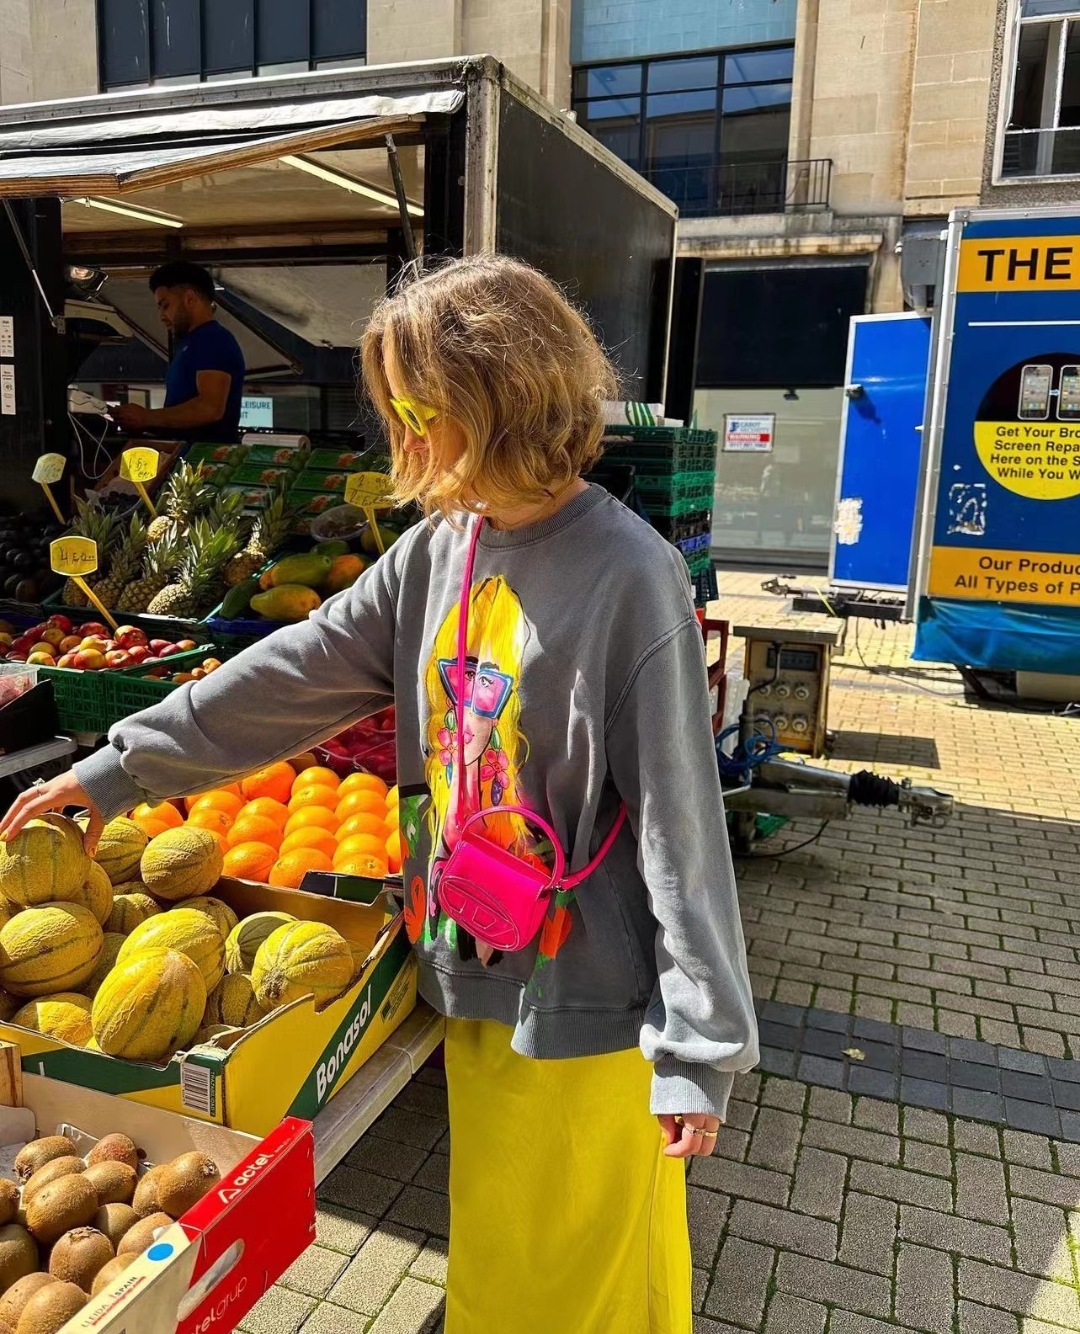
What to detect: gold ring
<box><xmin>699</xmin><ymin>1129</ymin><xmax>718</xmax><ymax>1139</ymax></box>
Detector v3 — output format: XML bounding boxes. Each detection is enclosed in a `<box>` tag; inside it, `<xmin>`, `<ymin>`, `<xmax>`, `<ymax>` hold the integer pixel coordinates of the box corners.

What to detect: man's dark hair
<box><xmin>149</xmin><ymin>261</ymin><xmax>215</xmax><ymax>303</ymax></box>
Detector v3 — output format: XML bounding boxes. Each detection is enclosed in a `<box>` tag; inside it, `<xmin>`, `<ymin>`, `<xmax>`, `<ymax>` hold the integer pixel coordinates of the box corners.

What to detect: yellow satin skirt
<box><xmin>443</xmin><ymin>1018</ymin><xmax>693</xmax><ymax>1334</ymax></box>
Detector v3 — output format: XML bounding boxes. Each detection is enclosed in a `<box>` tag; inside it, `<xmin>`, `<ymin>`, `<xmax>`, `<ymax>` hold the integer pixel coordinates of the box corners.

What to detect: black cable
<box><xmin>745</xmin><ymin>820</ymin><xmax>829</xmax><ymax>859</ymax></box>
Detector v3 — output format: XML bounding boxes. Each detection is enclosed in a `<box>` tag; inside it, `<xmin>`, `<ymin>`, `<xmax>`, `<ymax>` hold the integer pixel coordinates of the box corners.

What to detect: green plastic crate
<box><xmin>603</xmin><ymin>440</ymin><xmax>717</xmax><ymax>471</ymax></box>
<box><xmin>603</xmin><ymin>425</ymin><xmax>717</xmax><ymax>446</ymax></box>
<box><xmin>36</xmin><ymin>667</ymin><xmax>113</xmax><ymax>734</ymax></box>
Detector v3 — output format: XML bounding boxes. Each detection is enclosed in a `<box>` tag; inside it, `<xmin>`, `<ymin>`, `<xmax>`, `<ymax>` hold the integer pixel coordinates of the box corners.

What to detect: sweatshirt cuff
<box><xmin>73</xmin><ymin>744</ymin><xmax>146</xmax><ymax>823</ymax></box>
<box><xmin>649</xmin><ymin>1056</ymin><xmax>736</xmax><ymax>1121</ymax></box>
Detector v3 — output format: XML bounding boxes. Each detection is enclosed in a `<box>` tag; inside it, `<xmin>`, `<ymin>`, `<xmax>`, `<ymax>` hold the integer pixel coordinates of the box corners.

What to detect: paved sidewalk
<box><xmin>243</xmin><ymin>573</ymin><xmax>1080</xmax><ymax>1333</ymax></box>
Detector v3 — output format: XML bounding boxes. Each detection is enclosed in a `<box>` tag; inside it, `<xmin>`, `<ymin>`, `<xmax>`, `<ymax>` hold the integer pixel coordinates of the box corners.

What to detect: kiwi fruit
<box><xmin>116</xmin><ymin>1212</ymin><xmax>171</xmax><ymax>1258</ymax></box>
<box><xmin>0</xmin><ymin>1275</ymin><xmax>55</xmax><ymax>1327</ymax></box>
<box><xmin>130</xmin><ymin>1166</ymin><xmax>163</xmax><ymax>1219</ymax></box>
<box><xmin>86</xmin><ymin>1135</ymin><xmax>138</xmax><ymax>1173</ymax></box>
<box><xmin>48</xmin><ymin>1228</ymin><xmax>114</xmax><ymax>1293</ymax></box>
<box><xmin>14</xmin><ymin>1280</ymin><xmax>87</xmax><ymax>1333</ymax></box>
<box><xmin>0</xmin><ymin>1183</ymin><xmax>18</xmax><ymax>1229</ymax></box>
<box><xmin>156</xmin><ymin>1153</ymin><xmax>221</xmax><ymax>1219</ymax></box>
<box><xmin>22</xmin><ymin>1159</ymin><xmax>84</xmax><ymax>1205</ymax></box>
<box><xmin>90</xmin><ymin>1254</ymin><xmax>134</xmax><ymax>1297</ymax></box>
<box><xmin>0</xmin><ymin>1226</ymin><xmax>37</xmax><ymax>1293</ymax></box>
<box><xmin>24</xmin><ymin>1177</ymin><xmax>98</xmax><ymax>1247</ymax></box>
<box><xmin>83</xmin><ymin>1162</ymin><xmax>135</xmax><ymax>1206</ymax></box>
<box><xmin>92</xmin><ymin>1205</ymin><xmax>137</xmax><ymax>1251</ymax></box>
<box><xmin>13</xmin><ymin>1140</ymin><xmax>76</xmax><ymax>1185</ymax></box>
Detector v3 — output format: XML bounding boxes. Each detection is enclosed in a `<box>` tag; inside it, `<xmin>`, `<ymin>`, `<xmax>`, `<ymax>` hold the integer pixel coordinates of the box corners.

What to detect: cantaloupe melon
<box><xmin>74</xmin><ymin>862</ymin><xmax>113</xmax><ymax>927</ymax></box>
<box><xmin>0</xmin><ymin>815</ymin><xmax>87</xmax><ymax>907</ymax></box>
<box><xmin>91</xmin><ymin>949</ymin><xmax>205</xmax><ymax>1063</ymax></box>
<box><xmin>105</xmin><ymin>890</ymin><xmax>160</xmax><ymax>935</ymax></box>
<box><xmin>204</xmin><ymin>973</ymin><xmax>263</xmax><ymax>1027</ymax></box>
<box><xmin>117</xmin><ymin>909</ymin><xmax>225</xmax><ymax>992</ymax></box>
<box><xmin>92</xmin><ymin>818</ymin><xmax>147</xmax><ymax>886</ymax></box>
<box><xmin>0</xmin><ymin>905</ymin><xmax>103</xmax><ymax>998</ymax></box>
<box><xmin>83</xmin><ymin>933</ymin><xmax>125</xmax><ymax>998</ymax></box>
<box><xmin>251</xmin><ymin>921</ymin><xmax>353</xmax><ymax>1012</ymax></box>
<box><xmin>140</xmin><ymin>828</ymin><xmax>222</xmax><ymax>902</ymax></box>
<box><xmin>175</xmin><ymin>896</ymin><xmax>238</xmax><ymax>939</ymax></box>
<box><xmin>224</xmin><ymin>912</ymin><xmax>296</xmax><ymax>975</ymax></box>
<box><xmin>12</xmin><ymin>994</ymin><xmax>93</xmax><ymax>1047</ymax></box>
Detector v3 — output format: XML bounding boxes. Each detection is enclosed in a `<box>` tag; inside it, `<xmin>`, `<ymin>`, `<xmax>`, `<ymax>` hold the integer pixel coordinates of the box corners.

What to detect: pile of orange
<box><xmin>132</xmin><ymin>756</ymin><xmax>400</xmax><ymax>890</ymax></box>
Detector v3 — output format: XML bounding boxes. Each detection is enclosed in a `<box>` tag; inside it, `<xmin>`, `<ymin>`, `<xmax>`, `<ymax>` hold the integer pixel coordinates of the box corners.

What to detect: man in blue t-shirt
<box><xmin>113</xmin><ymin>261</ymin><xmax>246</xmax><ymax>443</ymax></box>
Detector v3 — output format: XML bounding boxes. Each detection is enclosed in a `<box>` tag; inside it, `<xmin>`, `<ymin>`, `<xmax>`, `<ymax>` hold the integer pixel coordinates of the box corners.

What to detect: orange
<box><xmin>336</xmin><ymin>789</ymin><xmax>386</xmax><ymax>820</ymax></box>
<box><xmin>287</xmin><ymin>786</ymin><xmax>339</xmax><ymax>815</ymax></box>
<box><xmin>135</xmin><ymin>818</ymin><xmax>170</xmax><ymax>839</ymax></box>
<box><xmin>386</xmin><ymin>829</ymin><xmax>402</xmax><ymax>874</ymax></box>
<box><xmin>284</xmin><ymin>807</ymin><xmax>340</xmax><ymax>838</ymax></box>
<box><xmin>268</xmin><ymin>849</ymin><xmax>334</xmax><ymax>889</ymax></box>
<box><xmin>291</xmin><ymin>766</ymin><xmax>339</xmax><ymax>795</ymax></box>
<box><xmin>132</xmin><ymin>800</ymin><xmax>183</xmax><ymax>830</ymax></box>
<box><xmin>385</xmin><ymin>785</ymin><xmax>399</xmax><ymax>810</ymax></box>
<box><xmin>337</xmin><ymin>812</ymin><xmax>388</xmax><ymax>842</ymax></box>
<box><xmin>240</xmin><ymin>761</ymin><xmax>296</xmax><ymax>806</ymax></box>
<box><xmin>332</xmin><ymin>852</ymin><xmax>389</xmax><ymax>879</ymax></box>
<box><xmin>227</xmin><ymin>813</ymin><xmax>284</xmax><ymax>850</ymax></box>
<box><xmin>201</xmin><ymin>830</ymin><xmax>227</xmax><ymax>852</ymax></box>
<box><xmin>240</xmin><ymin>797</ymin><xmax>290</xmax><ymax>828</ymax></box>
<box><xmin>187</xmin><ymin>807</ymin><xmax>234</xmax><ymax>837</ymax></box>
<box><xmin>335</xmin><ymin>833</ymin><xmax>387</xmax><ymax>861</ymax></box>
<box><xmin>189</xmin><ymin>790</ymin><xmax>244</xmax><ymax>820</ymax></box>
<box><xmin>384</xmin><ymin>804</ymin><xmax>399</xmax><ymax>830</ymax></box>
<box><xmin>185</xmin><ymin>784</ymin><xmax>242</xmax><ymax>812</ymax></box>
<box><xmin>222</xmin><ymin>841</ymin><xmax>279</xmax><ymax>883</ymax></box>
<box><xmin>280</xmin><ymin>828</ymin><xmax>339</xmax><ymax>861</ymax></box>
<box><xmin>291</xmin><ymin>752</ymin><xmax>319</xmax><ymax>773</ymax></box>
<box><xmin>339</xmin><ymin>771</ymin><xmax>390</xmax><ymax>799</ymax></box>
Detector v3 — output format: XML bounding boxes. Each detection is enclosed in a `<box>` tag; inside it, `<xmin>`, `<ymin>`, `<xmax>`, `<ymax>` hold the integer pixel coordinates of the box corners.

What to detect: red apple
<box><xmin>73</xmin><ymin>649</ymin><xmax>105</xmax><ymax>671</ymax></box>
<box><xmin>78</xmin><ymin>622</ymin><xmax>108</xmax><ymax>637</ymax></box>
<box><xmin>21</xmin><ymin>626</ymin><xmax>44</xmax><ymax>645</ymax></box>
<box><xmin>127</xmin><ymin>645</ymin><xmax>150</xmax><ymax>663</ymax></box>
<box><xmin>39</xmin><ymin>627</ymin><xmax>66</xmax><ymax>649</ymax></box>
<box><xmin>46</xmin><ymin>614</ymin><xmax>73</xmax><ymax>634</ymax></box>
<box><xmin>103</xmin><ymin>640</ymin><xmax>117</xmax><ymax>653</ymax></box>
<box><xmin>79</xmin><ymin>637</ymin><xmax>107</xmax><ymax>654</ymax></box>
<box><xmin>149</xmin><ymin>639</ymin><xmax>172</xmax><ymax>653</ymax></box>
<box><xmin>59</xmin><ymin>635</ymin><xmax>81</xmax><ymax>653</ymax></box>
<box><xmin>114</xmin><ymin>625</ymin><xmax>148</xmax><ymax>649</ymax></box>
<box><xmin>104</xmin><ymin>650</ymin><xmax>133</xmax><ymax>669</ymax></box>
<box><xmin>146</xmin><ymin>667</ymin><xmax>168</xmax><ymax>678</ymax></box>
<box><xmin>56</xmin><ymin>652</ymin><xmax>77</xmax><ymax>669</ymax></box>
<box><xmin>156</xmin><ymin>644</ymin><xmax>181</xmax><ymax>657</ymax></box>
<box><xmin>6</xmin><ymin>653</ymin><xmax>26</xmax><ymax>663</ymax></box>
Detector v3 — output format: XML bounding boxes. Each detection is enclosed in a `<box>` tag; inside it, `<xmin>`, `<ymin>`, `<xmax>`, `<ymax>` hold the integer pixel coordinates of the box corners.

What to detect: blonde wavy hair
<box><xmin>361</xmin><ymin>254</ymin><xmax>619</xmax><ymax>517</ymax></box>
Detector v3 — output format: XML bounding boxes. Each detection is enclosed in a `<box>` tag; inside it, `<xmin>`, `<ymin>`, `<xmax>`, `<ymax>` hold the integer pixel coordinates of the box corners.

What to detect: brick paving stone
<box><xmin>956</xmin><ymin>1154</ymin><xmax>1010</xmax><ymax>1224</ymax></box>
<box><xmin>240</xmin><ymin>1287</ymin><xmax>316</xmax><ymax>1334</ymax></box>
<box><xmin>410</xmin><ymin>1239</ymin><xmax>449</xmax><ymax>1285</ymax></box>
<box><xmin>384</xmin><ymin>1186</ymin><xmax>451</xmax><ymax>1239</ymax></box>
<box><xmin>791</xmin><ymin>1147</ymin><xmax>847</xmax><ymax>1221</ymax></box>
<box><xmin>728</xmin><ymin>1199</ymin><xmax>837</xmax><ymax>1260</ymax></box>
<box><xmin>898</xmin><ymin>1204</ymin><xmax>1012</xmax><ymax>1263</ymax></box>
<box><xmin>328</xmin><ymin>1225</ymin><xmax>425</xmax><ymax>1316</ymax></box>
<box><xmin>365</xmin><ymin>1278</ymin><xmax>445</xmax><ymax>1334</ymax></box>
<box><xmin>693</xmin><ymin>1267</ymin><xmax>708</xmax><ymax>1312</ymax></box>
<box><xmin>838</xmin><ymin>1192</ymin><xmax>898</xmax><ymax>1277</ymax></box>
<box><xmin>959</xmin><ymin>1259</ymin><xmax>1080</xmax><ymax>1325</ymax></box>
<box><xmin>716</xmin><ymin>1128</ymin><xmax>750</xmax><ymax>1162</ymax></box>
<box><xmin>853</xmin><ymin>1098</ymin><xmax>900</xmax><ymax>1135</ymax></box>
<box><xmin>803</xmin><ymin>1120</ymin><xmax>899</xmax><ymax>1166</ymax></box>
<box><xmin>807</xmin><ymin>1087</ymin><xmax>852</xmax><ymax>1124</ymax></box>
<box><xmin>705</xmin><ymin>1236</ymin><xmax>775</xmax><ymax>1326</ymax></box>
<box><xmin>687</xmin><ymin>1185</ymin><xmax>730</xmax><ymax>1269</ymax></box>
<box><xmin>347</xmin><ymin>1136</ymin><xmax>429</xmax><ymax>1183</ymax></box>
<box><xmin>690</xmin><ymin>1156</ymin><xmax>791</xmax><ymax>1205</ymax></box>
<box><xmin>955</xmin><ymin>1121</ymin><xmax>1001</xmax><ymax>1157</ymax></box>
<box><xmin>279</xmin><ymin>1246</ymin><xmax>350</xmax><ymax>1299</ymax></box>
<box><xmin>314</xmin><ymin>1206</ymin><xmax>377</xmax><ymax>1256</ymax></box>
<box><xmin>412</xmin><ymin>1154</ymin><xmax>450</xmax><ymax>1195</ymax></box>
<box><xmin>761</xmin><ymin>1077</ymin><xmax>807</xmax><ymax>1112</ymax></box>
<box><xmin>748</xmin><ymin>1107</ymin><xmax>803</xmax><ymax>1174</ymax></box>
<box><xmin>319</xmin><ymin>1167</ymin><xmax>404</xmax><ymax>1218</ymax></box>
<box><xmin>774</xmin><ymin>1253</ymin><xmax>892</xmax><ymax>1319</ymax></box>
<box><xmin>694</xmin><ymin>1318</ymin><xmax>747</xmax><ymax>1334</ymax></box>
<box><xmin>957</xmin><ymin>1302</ymin><xmax>1021</xmax><ymax>1334</ymax></box>
<box><xmin>903</xmin><ymin>1139</ymin><xmax>953</xmax><ymax>1177</ymax></box>
<box><xmin>297</xmin><ymin>1304</ymin><xmax>368</xmax><ymax>1334</ymax></box>
<box><xmin>762</xmin><ymin>1293</ymin><xmax>828</xmax><ymax>1334</ymax></box>
<box><xmin>849</xmin><ymin>1161</ymin><xmax>952</xmax><ymax>1212</ymax></box>
<box><xmin>1009</xmin><ymin>1165</ymin><xmax>1080</xmax><ymax>1209</ymax></box>
<box><xmin>370</xmin><ymin>1107</ymin><xmax>447</xmax><ymax>1152</ymax></box>
<box><xmin>831</xmin><ymin>1316</ymin><xmax>920</xmax><ymax>1334</ymax></box>
<box><xmin>1002</xmin><ymin>1130</ymin><xmax>1052</xmax><ymax>1171</ymax></box>
<box><xmin>903</xmin><ymin>1108</ymin><xmax>950</xmax><ymax>1145</ymax></box>
<box><xmin>896</xmin><ymin>1242</ymin><xmax>955</xmax><ymax>1334</ymax></box>
<box><xmin>725</xmin><ymin>1099</ymin><xmax>758</xmax><ymax>1132</ymax></box>
<box><xmin>1055</xmin><ymin>1142</ymin><xmax>1080</xmax><ymax>1176</ymax></box>
<box><xmin>1010</xmin><ymin>1197</ymin><xmax>1075</xmax><ymax>1283</ymax></box>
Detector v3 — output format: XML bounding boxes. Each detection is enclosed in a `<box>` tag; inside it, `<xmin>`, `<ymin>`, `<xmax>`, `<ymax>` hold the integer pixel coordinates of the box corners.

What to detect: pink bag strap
<box><xmin>454</xmin><ymin>515</ymin><xmax>627</xmax><ymax>887</ymax></box>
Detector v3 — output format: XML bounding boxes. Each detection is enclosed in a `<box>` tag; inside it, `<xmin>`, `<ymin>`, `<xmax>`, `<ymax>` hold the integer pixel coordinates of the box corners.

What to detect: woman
<box><xmin>1</xmin><ymin>255</ymin><xmax>758</xmax><ymax>1333</ymax></box>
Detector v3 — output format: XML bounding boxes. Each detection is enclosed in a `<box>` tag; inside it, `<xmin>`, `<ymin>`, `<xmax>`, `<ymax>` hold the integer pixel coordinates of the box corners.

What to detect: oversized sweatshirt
<box><xmin>74</xmin><ymin>485</ymin><xmax>758</xmax><ymax>1118</ymax></box>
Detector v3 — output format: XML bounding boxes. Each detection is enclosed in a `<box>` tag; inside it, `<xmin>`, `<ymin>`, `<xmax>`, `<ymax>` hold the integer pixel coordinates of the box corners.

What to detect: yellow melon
<box><xmin>91</xmin><ymin>949</ymin><xmax>206</xmax><ymax>1062</ymax></box>
<box><xmin>174</xmin><ymin>896</ymin><xmax>239</xmax><ymax>939</ymax></box>
<box><xmin>140</xmin><ymin>828</ymin><xmax>223</xmax><ymax>902</ymax></box>
<box><xmin>12</xmin><ymin>993</ymin><xmax>93</xmax><ymax>1047</ymax></box>
<box><xmin>0</xmin><ymin>989</ymin><xmax>18</xmax><ymax>1022</ymax></box>
<box><xmin>93</xmin><ymin>818</ymin><xmax>148</xmax><ymax>885</ymax></box>
<box><xmin>75</xmin><ymin>861</ymin><xmax>114</xmax><ymax>927</ymax></box>
<box><xmin>251</xmin><ymin>921</ymin><xmax>353</xmax><ymax>1012</ymax></box>
<box><xmin>83</xmin><ymin>932</ymin><xmax>125</xmax><ymax>998</ymax></box>
<box><xmin>223</xmin><ymin>912</ymin><xmax>296</xmax><ymax>975</ymax></box>
<box><xmin>204</xmin><ymin>973</ymin><xmax>263</xmax><ymax>1028</ymax></box>
<box><xmin>0</xmin><ymin>814</ymin><xmax>88</xmax><ymax>907</ymax></box>
<box><xmin>0</xmin><ymin>904</ymin><xmax>103</xmax><ymax>998</ymax></box>
<box><xmin>105</xmin><ymin>889</ymin><xmax>161</xmax><ymax>935</ymax></box>
<box><xmin>117</xmin><ymin>909</ymin><xmax>225</xmax><ymax>993</ymax></box>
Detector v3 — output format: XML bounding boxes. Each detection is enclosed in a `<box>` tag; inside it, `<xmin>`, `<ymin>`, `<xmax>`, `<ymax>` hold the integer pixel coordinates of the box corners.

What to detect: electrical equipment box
<box><xmin>733</xmin><ymin>619</ymin><xmax>846</xmax><ymax>757</ymax></box>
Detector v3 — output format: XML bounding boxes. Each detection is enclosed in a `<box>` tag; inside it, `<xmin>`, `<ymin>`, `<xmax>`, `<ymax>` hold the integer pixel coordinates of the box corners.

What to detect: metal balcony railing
<box><xmin>1001</xmin><ymin>127</ymin><xmax>1080</xmax><ymax>178</ymax></box>
<box><xmin>645</xmin><ymin>157</ymin><xmax>833</xmax><ymax>217</ymax></box>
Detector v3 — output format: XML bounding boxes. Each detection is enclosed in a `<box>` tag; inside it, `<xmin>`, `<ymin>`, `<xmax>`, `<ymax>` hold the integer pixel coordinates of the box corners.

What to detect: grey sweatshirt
<box><xmin>75</xmin><ymin>485</ymin><xmax>758</xmax><ymax>1118</ymax></box>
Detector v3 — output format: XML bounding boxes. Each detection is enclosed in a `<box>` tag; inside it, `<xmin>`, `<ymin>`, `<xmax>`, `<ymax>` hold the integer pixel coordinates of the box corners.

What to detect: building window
<box><xmin>572</xmin><ymin>45</ymin><xmax>797</xmax><ymax>217</ymax></box>
<box><xmin>1002</xmin><ymin>0</ymin><xmax>1080</xmax><ymax>177</ymax></box>
<box><xmin>99</xmin><ymin>0</ymin><xmax>367</xmax><ymax>90</ymax></box>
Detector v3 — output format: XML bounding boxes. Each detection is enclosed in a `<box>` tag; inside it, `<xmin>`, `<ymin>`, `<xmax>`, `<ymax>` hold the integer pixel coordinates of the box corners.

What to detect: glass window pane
<box><xmin>722</xmin><ymin>81</ymin><xmax>793</xmax><ymax>114</ymax></box>
<box><xmin>313</xmin><ymin>0</ymin><xmax>367</xmax><ymax>60</ymax></box>
<box><xmin>101</xmin><ymin>0</ymin><xmax>149</xmax><ymax>86</ymax></box>
<box><xmin>1022</xmin><ymin>0</ymin><xmax>1080</xmax><ymax>16</ymax></box>
<box><xmin>582</xmin><ymin>64</ymin><xmax>641</xmax><ymax>98</ymax></box>
<box><xmin>581</xmin><ymin>94</ymin><xmax>643</xmax><ymax>121</ymax></box>
<box><xmin>647</xmin><ymin>89</ymin><xmax>718</xmax><ymax>120</ymax></box>
<box><xmin>203</xmin><ymin>0</ymin><xmax>254</xmax><ymax>73</ymax></box>
<box><xmin>1011</xmin><ymin>22</ymin><xmax>1053</xmax><ymax>128</ymax></box>
<box><xmin>591</xmin><ymin>123</ymin><xmax>641</xmax><ymax>170</ymax></box>
<box><xmin>720</xmin><ymin>105</ymin><xmax>791</xmax><ymax>161</ymax></box>
<box><xmin>1061</xmin><ymin>20</ymin><xmax>1080</xmax><ymax>124</ymax></box>
<box><xmin>151</xmin><ymin>0</ymin><xmax>199</xmax><ymax>78</ymax></box>
<box><xmin>647</xmin><ymin>56</ymin><xmax>718</xmax><ymax>93</ymax></box>
<box><xmin>725</xmin><ymin>47</ymin><xmax>795</xmax><ymax>85</ymax></box>
<box><xmin>258</xmin><ymin>0</ymin><xmax>310</xmax><ymax>65</ymax></box>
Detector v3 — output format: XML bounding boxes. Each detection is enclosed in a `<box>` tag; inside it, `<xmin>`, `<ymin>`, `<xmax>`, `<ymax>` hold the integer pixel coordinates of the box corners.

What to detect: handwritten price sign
<box><xmin>50</xmin><ymin>537</ymin><xmax>99</xmax><ymax>577</ymax></box>
<box><xmin>120</xmin><ymin>447</ymin><xmax>160</xmax><ymax>517</ymax></box>
<box><xmin>345</xmin><ymin>472</ymin><xmax>394</xmax><ymax>556</ymax></box>
<box><xmin>32</xmin><ymin>454</ymin><xmax>66</xmax><ymax>486</ymax></box>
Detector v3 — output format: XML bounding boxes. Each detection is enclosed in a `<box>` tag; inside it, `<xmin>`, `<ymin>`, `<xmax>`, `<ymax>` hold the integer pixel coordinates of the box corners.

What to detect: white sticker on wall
<box><xmin>834</xmin><ymin>497</ymin><xmax>864</xmax><ymax>546</ymax></box>
<box><xmin>0</xmin><ymin>364</ymin><xmax>14</xmax><ymax>416</ymax></box>
<box><xmin>0</xmin><ymin>317</ymin><xmax>12</xmax><ymax>359</ymax></box>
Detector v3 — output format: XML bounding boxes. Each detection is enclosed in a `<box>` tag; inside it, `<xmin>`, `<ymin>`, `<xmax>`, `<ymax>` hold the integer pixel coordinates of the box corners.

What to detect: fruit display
<box><xmin>0</xmin><ymin>514</ymin><xmax>64</xmax><ymax>606</ymax></box>
<box><xmin>316</xmin><ymin>707</ymin><xmax>398</xmax><ymax>785</ymax></box>
<box><xmin>0</xmin><ymin>615</ymin><xmax>208</xmax><ymax>673</ymax></box>
<box><xmin>218</xmin><ymin>542</ymin><xmax>372</xmax><ymax>624</ymax></box>
<box><xmin>0</xmin><ymin>1128</ymin><xmax>220</xmax><ymax>1313</ymax></box>
<box><xmin>0</xmin><ymin>812</ymin><xmax>361</xmax><ymax>1066</ymax></box>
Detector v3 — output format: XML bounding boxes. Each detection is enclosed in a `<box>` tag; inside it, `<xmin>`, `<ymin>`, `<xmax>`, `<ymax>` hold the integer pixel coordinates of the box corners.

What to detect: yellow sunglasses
<box><xmin>389</xmin><ymin>396</ymin><xmax>439</xmax><ymax>436</ymax></box>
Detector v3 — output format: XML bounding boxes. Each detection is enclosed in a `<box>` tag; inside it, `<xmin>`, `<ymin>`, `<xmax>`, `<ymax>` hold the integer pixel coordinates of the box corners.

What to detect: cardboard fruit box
<box><xmin>0</xmin><ymin>1043</ymin><xmax>314</xmax><ymax>1334</ymax></box>
<box><xmin>0</xmin><ymin>878</ymin><xmax>417</xmax><ymax>1138</ymax></box>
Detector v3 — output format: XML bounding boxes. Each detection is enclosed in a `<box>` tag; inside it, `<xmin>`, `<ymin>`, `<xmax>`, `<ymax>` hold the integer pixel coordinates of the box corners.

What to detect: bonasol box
<box><xmin>0</xmin><ymin>879</ymin><xmax>416</xmax><ymax>1138</ymax></box>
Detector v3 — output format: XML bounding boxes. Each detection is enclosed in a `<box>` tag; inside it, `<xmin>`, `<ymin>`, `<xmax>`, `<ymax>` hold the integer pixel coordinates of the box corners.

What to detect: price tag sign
<box><xmin>345</xmin><ymin>472</ymin><xmax>394</xmax><ymax>557</ymax></box>
<box><xmin>50</xmin><ymin>537</ymin><xmax>99</xmax><ymax>577</ymax></box>
<box><xmin>120</xmin><ymin>447</ymin><xmax>160</xmax><ymax>517</ymax></box>
<box><xmin>32</xmin><ymin>453</ymin><xmax>66</xmax><ymax>486</ymax></box>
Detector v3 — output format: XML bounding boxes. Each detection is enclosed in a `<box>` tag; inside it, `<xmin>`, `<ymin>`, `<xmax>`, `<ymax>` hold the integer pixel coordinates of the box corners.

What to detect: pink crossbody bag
<box><xmin>433</xmin><ymin>515</ymin><xmax>627</xmax><ymax>953</ymax></box>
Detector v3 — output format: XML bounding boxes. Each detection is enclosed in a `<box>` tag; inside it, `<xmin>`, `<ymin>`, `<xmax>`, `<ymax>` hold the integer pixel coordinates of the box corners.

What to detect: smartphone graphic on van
<box><xmin>1019</xmin><ymin>364</ymin><xmax>1054</xmax><ymax>420</ymax></box>
<box><xmin>1058</xmin><ymin>366</ymin><xmax>1080</xmax><ymax>420</ymax></box>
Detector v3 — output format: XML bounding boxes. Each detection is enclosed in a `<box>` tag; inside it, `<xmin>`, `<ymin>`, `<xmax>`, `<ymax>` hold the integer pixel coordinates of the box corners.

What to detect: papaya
<box><xmin>219</xmin><ymin>577</ymin><xmax>260</xmax><ymax>621</ymax></box>
<box><xmin>250</xmin><ymin>586</ymin><xmax>321</xmax><ymax>622</ymax></box>
<box><xmin>322</xmin><ymin>554</ymin><xmax>367</xmax><ymax>595</ymax></box>
<box><xmin>265</xmin><ymin>553</ymin><xmax>332</xmax><ymax>589</ymax></box>
<box><xmin>314</xmin><ymin>540</ymin><xmax>349</xmax><ymax>559</ymax></box>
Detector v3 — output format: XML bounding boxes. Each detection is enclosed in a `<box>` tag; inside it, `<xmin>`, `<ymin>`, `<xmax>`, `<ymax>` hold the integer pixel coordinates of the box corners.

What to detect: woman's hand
<box><xmin>0</xmin><ymin>771</ymin><xmax>103</xmax><ymax>855</ymax></box>
<box><xmin>659</xmin><ymin>1113</ymin><xmax>722</xmax><ymax>1159</ymax></box>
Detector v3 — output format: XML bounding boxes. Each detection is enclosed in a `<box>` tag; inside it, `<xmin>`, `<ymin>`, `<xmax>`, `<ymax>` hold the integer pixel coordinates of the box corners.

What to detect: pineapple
<box><xmin>147</xmin><ymin>461</ymin><xmax>213</xmax><ymax>542</ymax></box>
<box><xmin>95</xmin><ymin>513</ymin><xmax>148</xmax><ymax>609</ymax></box>
<box><xmin>146</xmin><ymin>519</ymin><xmax>241</xmax><ymax>619</ymax></box>
<box><xmin>62</xmin><ymin>500</ymin><xmax>121</xmax><ymax>607</ymax></box>
<box><xmin>225</xmin><ymin>488</ymin><xmax>294</xmax><ymax>586</ymax></box>
<box><xmin>115</xmin><ymin>530</ymin><xmax>180</xmax><ymax>614</ymax></box>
